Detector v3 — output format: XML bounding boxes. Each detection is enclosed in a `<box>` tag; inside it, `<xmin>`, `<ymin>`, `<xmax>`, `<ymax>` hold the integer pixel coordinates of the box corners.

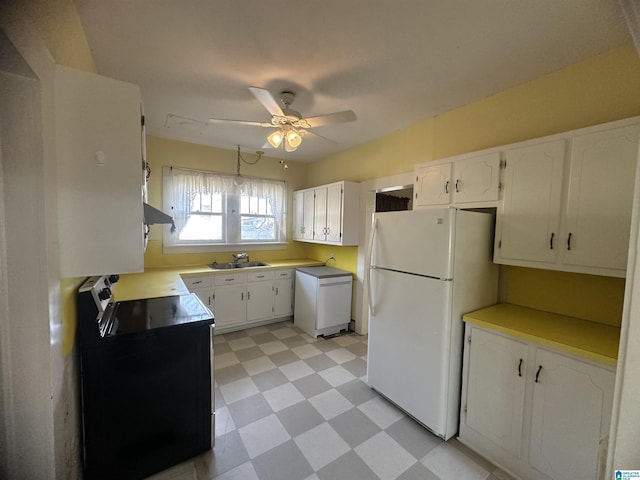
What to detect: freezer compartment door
<box><xmin>367</xmin><ymin>268</ymin><xmax>453</xmax><ymax>438</ymax></box>
<box><xmin>371</xmin><ymin>209</ymin><xmax>454</xmax><ymax>278</ymax></box>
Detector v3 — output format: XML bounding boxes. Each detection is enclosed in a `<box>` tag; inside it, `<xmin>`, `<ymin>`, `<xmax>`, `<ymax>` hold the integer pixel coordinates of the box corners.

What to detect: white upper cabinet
<box><xmin>55</xmin><ymin>65</ymin><xmax>144</xmax><ymax>277</ymax></box>
<box><xmin>414</xmin><ymin>152</ymin><xmax>501</xmax><ymax>208</ymax></box>
<box><xmin>497</xmin><ymin>140</ymin><xmax>566</xmax><ymax>264</ymax></box>
<box><xmin>562</xmin><ymin>125</ymin><xmax>639</xmax><ymax>271</ymax></box>
<box><xmin>293</xmin><ymin>181</ymin><xmax>359</xmax><ymax>246</ymax></box>
<box><xmin>414</xmin><ymin>162</ymin><xmax>452</xmax><ymax>206</ymax></box>
<box><xmin>292</xmin><ymin>190</ymin><xmax>305</xmax><ymax>241</ymax></box>
<box><xmin>495</xmin><ymin>120</ymin><xmax>640</xmax><ymax>277</ymax></box>
<box><xmin>452</xmin><ymin>153</ymin><xmax>501</xmax><ymax>204</ymax></box>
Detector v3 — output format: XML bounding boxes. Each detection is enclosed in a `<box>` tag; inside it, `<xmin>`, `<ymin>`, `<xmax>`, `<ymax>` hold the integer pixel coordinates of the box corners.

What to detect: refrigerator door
<box><xmin>367</xmin><ymin>268</ymin><xmax>452</xmax><ymax>437</ymax></box>
<box><xmin>370</xmin><ymin>209</ymin><xmax>454</xmax><ymax>279</ymax></box>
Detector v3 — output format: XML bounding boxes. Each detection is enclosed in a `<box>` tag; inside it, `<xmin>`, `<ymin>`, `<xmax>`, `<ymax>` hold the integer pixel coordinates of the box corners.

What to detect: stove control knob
<box><xmin>98</xmin><ymin>287</ymin><xmax>112</xmax><ymax>301</ymax></box>
<box><xmin>108</xmin><ymin>274</ymin><xmax>120</xmax><ymax>284</ymax></box>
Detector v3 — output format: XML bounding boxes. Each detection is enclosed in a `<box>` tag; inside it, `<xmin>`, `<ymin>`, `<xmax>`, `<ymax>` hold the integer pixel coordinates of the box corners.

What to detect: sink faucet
<box><xmin>233</xmin><ymin>252</ymin><xmax>249</xmax><ymax>263</ymax></box>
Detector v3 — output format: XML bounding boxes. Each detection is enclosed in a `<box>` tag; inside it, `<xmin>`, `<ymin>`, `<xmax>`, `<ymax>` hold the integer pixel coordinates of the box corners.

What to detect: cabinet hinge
<box><xmin>500</xmin><ymin>159</ymin><xmax>507</xmax><ymax>169</ymax></box>
<box><xmin>468</xmin><ymin>335</ymin><xmax>472</xmax><ymax>344</ymax></box>
<box><xmin>498</xmin><ymin>240</ymin><xmax>502</xmax><ymax>249</ymax></box>
<box><xmin>464</xmin><ymin>404</ymin><xmax>467</xmax><ymax>415</ymax></box>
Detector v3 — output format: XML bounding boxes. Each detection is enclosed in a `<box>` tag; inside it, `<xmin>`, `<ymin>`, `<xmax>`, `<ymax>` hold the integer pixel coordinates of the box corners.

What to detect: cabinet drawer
<box><xmin>273</xmin><ymin>269</ymin><xmax>293</xmax><ymax>280</ymax></box>
<box><xmin>214</xmin><ymin>273</ymin><xmax>246</xmax><ymax>286</ymax></box>
<box><xmin>247</xmin><ymin>271</ymin><xmax>273</xmax><ymax>282</ymax></box>
<box><xmin>182</xmin><ymin>275</ymin><xmax>213</xmax><ymax>289</ymax></box>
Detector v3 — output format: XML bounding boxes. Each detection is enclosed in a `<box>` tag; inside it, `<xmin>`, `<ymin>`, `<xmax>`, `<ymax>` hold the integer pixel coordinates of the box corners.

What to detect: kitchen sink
<box><xmin>210</xmin><ymin>261</ymin><xmax>269</xmax><ymax>270</ymax></box>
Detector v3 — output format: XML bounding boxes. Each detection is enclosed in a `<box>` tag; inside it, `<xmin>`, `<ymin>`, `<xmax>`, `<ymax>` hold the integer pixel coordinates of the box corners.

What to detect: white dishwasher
<box><xmin>294</xmin><ymin>267</ymin><xmax>353</xmax><ymax>337</ymax></box>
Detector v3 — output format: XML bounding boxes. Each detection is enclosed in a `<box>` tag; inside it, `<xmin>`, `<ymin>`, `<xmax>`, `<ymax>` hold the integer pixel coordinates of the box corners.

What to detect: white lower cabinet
<box><xmin>273</xmin><ymin>270</ymin><xmax>294</xmax><ymax>317</ymax></box>
<box><xmin>459</xmin><ymin>324</ymin><xmax>615</xmax><ymax>480</ymax></box>
<box><xmin>246</xmin><ymin>271</ymin><xmax>275</xmax><ymax>322</ymax></box>
<box><xmin>213</xmin><ymin>273</ymin><xmax>246</xmax><ymax>329</ymax></box>
<box><xmin>182</xmin><ymin>275</ymin><xmax>213</xmax><ymax>308</ymax></box>
<box><xmin>183</xmin><ymin>269</ymin><xmax>294</xmax><ymax>333</ymax></box>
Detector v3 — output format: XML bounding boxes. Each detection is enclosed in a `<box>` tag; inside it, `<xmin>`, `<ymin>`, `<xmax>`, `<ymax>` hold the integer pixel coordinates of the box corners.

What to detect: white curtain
<box><xmin>167</xmin><ymin>166</ymin><xmax>287</xmax><ymax>243</ymax></box>
<box><xmin>240</xmin><ymin>177</ymin><xmax>287</xmax><ymax>241</ymax></box>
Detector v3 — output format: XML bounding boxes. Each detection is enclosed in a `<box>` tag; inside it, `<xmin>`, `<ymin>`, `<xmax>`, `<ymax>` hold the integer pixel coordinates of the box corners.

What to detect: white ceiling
<box><xmin>74</xmin><ymin>0</ymin><xmax>631</xmax><ymax>162</ymax></box>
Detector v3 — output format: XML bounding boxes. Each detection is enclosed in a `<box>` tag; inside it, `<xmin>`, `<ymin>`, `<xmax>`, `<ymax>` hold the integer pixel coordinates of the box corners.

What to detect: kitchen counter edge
<box><xmin>463</xmin><ymin>303</ymin><xmax>620</xmax><ymax>367</ymax></box>
<box><xmin>114</xmin><ymin>259</ymin><xmax>324</xmax><ymax>302</ymax></box>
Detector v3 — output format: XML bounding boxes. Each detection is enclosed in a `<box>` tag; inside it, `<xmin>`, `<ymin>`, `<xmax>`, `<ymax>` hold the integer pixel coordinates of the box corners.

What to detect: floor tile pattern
<box><xmin>147</xmin><ymin>321</ymin><xmax>515</xmax><ymax>480</ymax></box>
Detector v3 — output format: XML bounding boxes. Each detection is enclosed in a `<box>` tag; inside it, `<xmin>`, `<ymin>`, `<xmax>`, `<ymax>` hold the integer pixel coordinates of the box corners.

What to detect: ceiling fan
<box><xmin>208</xmin><ymin>87</ymin><xmax>357</xmax><ymax>152</ymax></box>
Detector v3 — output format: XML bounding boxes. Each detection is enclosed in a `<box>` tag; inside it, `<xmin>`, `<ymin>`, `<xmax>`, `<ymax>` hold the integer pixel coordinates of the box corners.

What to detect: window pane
<box><xmin>179</xmin><ymin>214</ymin><xmax>223</xmax><ymax>241</ymax></box>
<box><xmin>241</xmin><ymin>216</ymin><xmax>275</xmax><ymax>240</ymax></box>
<box><xmin>211</xmin><ymin>193</ymin><xmax>223</xmax><ymax>212</ymax></box>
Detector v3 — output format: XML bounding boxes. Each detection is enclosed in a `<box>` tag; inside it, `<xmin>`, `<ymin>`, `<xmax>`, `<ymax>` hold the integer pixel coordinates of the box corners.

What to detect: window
<box><xmin>163</xmin><ymin>166</ymin><xmax>287</xmax><ymax>249</ymax></box>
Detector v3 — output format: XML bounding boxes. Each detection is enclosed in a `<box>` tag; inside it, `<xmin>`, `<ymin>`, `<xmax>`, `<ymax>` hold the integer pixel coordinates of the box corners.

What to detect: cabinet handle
<box><xmin>193</xmin><ymin>280</ymin><xmax>203</xmax><ymax>285</ymax></box>
<box><xmin>241</xmin><ymin>292</ymin><xmax>244</xmax><ymax>301</ymax></box>
<box><xmin>534</xmin><ymin>365</ymin><xmax>543</xmax><ymax>383</ymax></box>
<box><xmin>549</xmin><ymin>232</ymin><xmax>555</xmax><ymax>250</ymax></box>
<box><xmin>247</xmin><ymin>291</ymin><xmax>251</xmax><ymax>300</ymax></box>
<box><xmin>455</xmin><ymin>179</ymin><xmax>460</xmax><ymax>193</ymax></box>
<box><xmin>518</xmin><ymin>358</ymin><xmax>523</xmax><ymax>377</ymax></box>
<box><xmin>275</xmin><ymin>287</ymin><xmax>279</xmax><ymax>295</ymax></box>
<box><xmin>444</xmin><ymin>180</ymin><xmax>449</xmax><ymax>194</ymax></box>
<box><xmin>567</xmin><ymin>232</ymin><xmax>572</xmax><ymax>251</ymax></box>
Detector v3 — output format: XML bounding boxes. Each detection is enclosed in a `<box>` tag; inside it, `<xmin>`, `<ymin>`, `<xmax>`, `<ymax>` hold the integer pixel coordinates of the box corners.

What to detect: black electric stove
<box><xmin>77</xmin><ymin>276</ymin><xmax>215</xmax><ymax>480</ymax></box>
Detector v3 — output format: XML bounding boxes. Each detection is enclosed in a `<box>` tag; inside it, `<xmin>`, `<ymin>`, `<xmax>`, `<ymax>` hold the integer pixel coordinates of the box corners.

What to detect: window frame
<box><xmin>162</xmin><ymin>166</ymin><xmax>288</xmax><ymax>253</ymax></box>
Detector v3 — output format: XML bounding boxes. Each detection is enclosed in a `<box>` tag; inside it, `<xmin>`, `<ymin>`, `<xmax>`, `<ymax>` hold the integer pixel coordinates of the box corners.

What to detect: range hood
<box><xmin>143</xmin><ymin>202</ymin><xmax>174</xmax><ymax>229</ymax></box>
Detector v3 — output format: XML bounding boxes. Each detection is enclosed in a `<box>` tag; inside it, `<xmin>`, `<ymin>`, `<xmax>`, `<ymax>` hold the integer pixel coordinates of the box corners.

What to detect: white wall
<box><xmin>0</xmin><ymin>5</ymin><xmax>64</xmax><ymax>479</ymax></box>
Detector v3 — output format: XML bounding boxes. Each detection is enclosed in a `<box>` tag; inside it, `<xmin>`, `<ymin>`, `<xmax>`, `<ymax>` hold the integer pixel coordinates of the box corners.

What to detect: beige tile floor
<box><xmin>146</xmin><ymin>321</ymin><xmax>515</xmax><ymax>480</ymax></box>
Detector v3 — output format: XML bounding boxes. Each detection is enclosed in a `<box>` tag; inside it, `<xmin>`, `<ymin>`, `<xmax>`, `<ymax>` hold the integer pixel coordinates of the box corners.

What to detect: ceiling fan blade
<box><xmin>249</xmin><ymin>87</ymin><xmax>284</xmax><ymax>117</ymax></box>
<box><xmin>301</xmin><ymin>110</ymin><xmax>357</xmax><ymax>128</ymax></box>
<box><xmin>208</xmin><ymin>118</ymin><xmax>272</xmax><ymax>127</ymax></box>
<box><xmin>305</xmin><ymin>129</ymin><xmax>337</xmax><ymax>144</ymax></box>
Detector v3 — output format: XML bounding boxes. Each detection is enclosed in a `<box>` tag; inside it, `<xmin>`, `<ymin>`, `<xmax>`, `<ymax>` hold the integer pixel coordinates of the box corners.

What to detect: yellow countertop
<box><xmin>463</xmin><ymin>303</ymin><xmax>620</xmax><ymax>366</ymax></box>
<box><xmin>114</xmin><ymin>258</ymin><xmax>324</xmax><ymax>302</ymax></box>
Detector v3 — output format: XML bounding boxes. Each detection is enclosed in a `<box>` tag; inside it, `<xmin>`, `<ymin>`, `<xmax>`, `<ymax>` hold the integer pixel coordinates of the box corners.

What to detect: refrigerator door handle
<box><xmin>367</xmin><ymin>217</ymin><xmax>378</xmax><ymax>316</ymax></box>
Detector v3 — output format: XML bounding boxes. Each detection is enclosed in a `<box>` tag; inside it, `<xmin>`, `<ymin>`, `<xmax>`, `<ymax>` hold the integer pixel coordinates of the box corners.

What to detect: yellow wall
<box><xmin>308</xmin><ymin>44</ymin><xmax>640</xmax><ymax>326</ymax></box>
<box><xmin>144</xmin><ymin>135</ymin><xmax>309</xmax><ymax>267</ymax></box>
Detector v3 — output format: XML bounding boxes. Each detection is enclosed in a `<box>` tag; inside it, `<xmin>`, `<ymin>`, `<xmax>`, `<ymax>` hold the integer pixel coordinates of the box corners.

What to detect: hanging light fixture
<box><xmin>233</xmin><ymin>145</ymin><xmax>264</xmax><ymax>186</ymax></box>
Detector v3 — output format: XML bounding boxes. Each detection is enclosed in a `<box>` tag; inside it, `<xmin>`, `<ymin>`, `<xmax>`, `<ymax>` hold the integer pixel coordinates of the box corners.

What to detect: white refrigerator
<box><xmin>366</xmin><ymin>208</ymin><xmax>498</xmax><ymax>440</ymax></box>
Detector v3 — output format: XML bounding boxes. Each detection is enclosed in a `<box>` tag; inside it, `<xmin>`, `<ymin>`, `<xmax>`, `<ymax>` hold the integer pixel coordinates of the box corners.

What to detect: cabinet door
<box><xmin>55</xmin><ymin>65</ymin><xmax>143</xmax><ymax>276</ymax></box>
<box><xmin>325</xmin><ymin>183</ymin><xmax>343</xmax><ymax>243</ymax></box>
<box><xmin>303</xmin><ymin>189</ymin><xmax>316</xmax><ymax>241</ymax></box>
<box><xmin>273</xmin><ymin>278</ymin><xmax>294</xmax><ymax>317</ymax></box>
<box><xmin>292</xmin><ymin>190</ymin><xmax>305</xmax><ymax>241</ymax></box>
<box><xmin>414</xmin><ymin>163</ymin><xmax>452</xmax><ymax>207</ymax></box>
<box><xmin>212</xmin><ymin>284</ymin><xmax>246</xmax><ymax>327</ymax></box>
<box><xmin>529</xmin><ymin>348</ymin><xmax>615</xmax><ymax>480</ymax></box>
<box><xmin>463</xmin><ymin>327</ymin><xmax>528</xmax><ymax>458</ymax></box>
<box><xmin>183</xmin><ymin>275</ymin><xmax>213</xmax><ymax>307</ymax></box>
<box><xmin>452</xmin><ymin>153</ymin><xmax>501</xmax><ymax>203</ymax></box>
<box><xmin>497</xmin><ymin>140</ymin><xmax>565</xmax><ymax>263</ymax></box>
<box><xmin>562</xmin><ymin>125</ymin><xmax>640</xmax><ymax>272</ymax></box>
<box><xmin>246</xmin><ymin>281</ymin><xmax>273</xmax><ymax>322</ymax></box>
<box><xmin>313</xmin><ymin>186</ymin><xmax>328</xmax><ymax>241</ymax></box>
